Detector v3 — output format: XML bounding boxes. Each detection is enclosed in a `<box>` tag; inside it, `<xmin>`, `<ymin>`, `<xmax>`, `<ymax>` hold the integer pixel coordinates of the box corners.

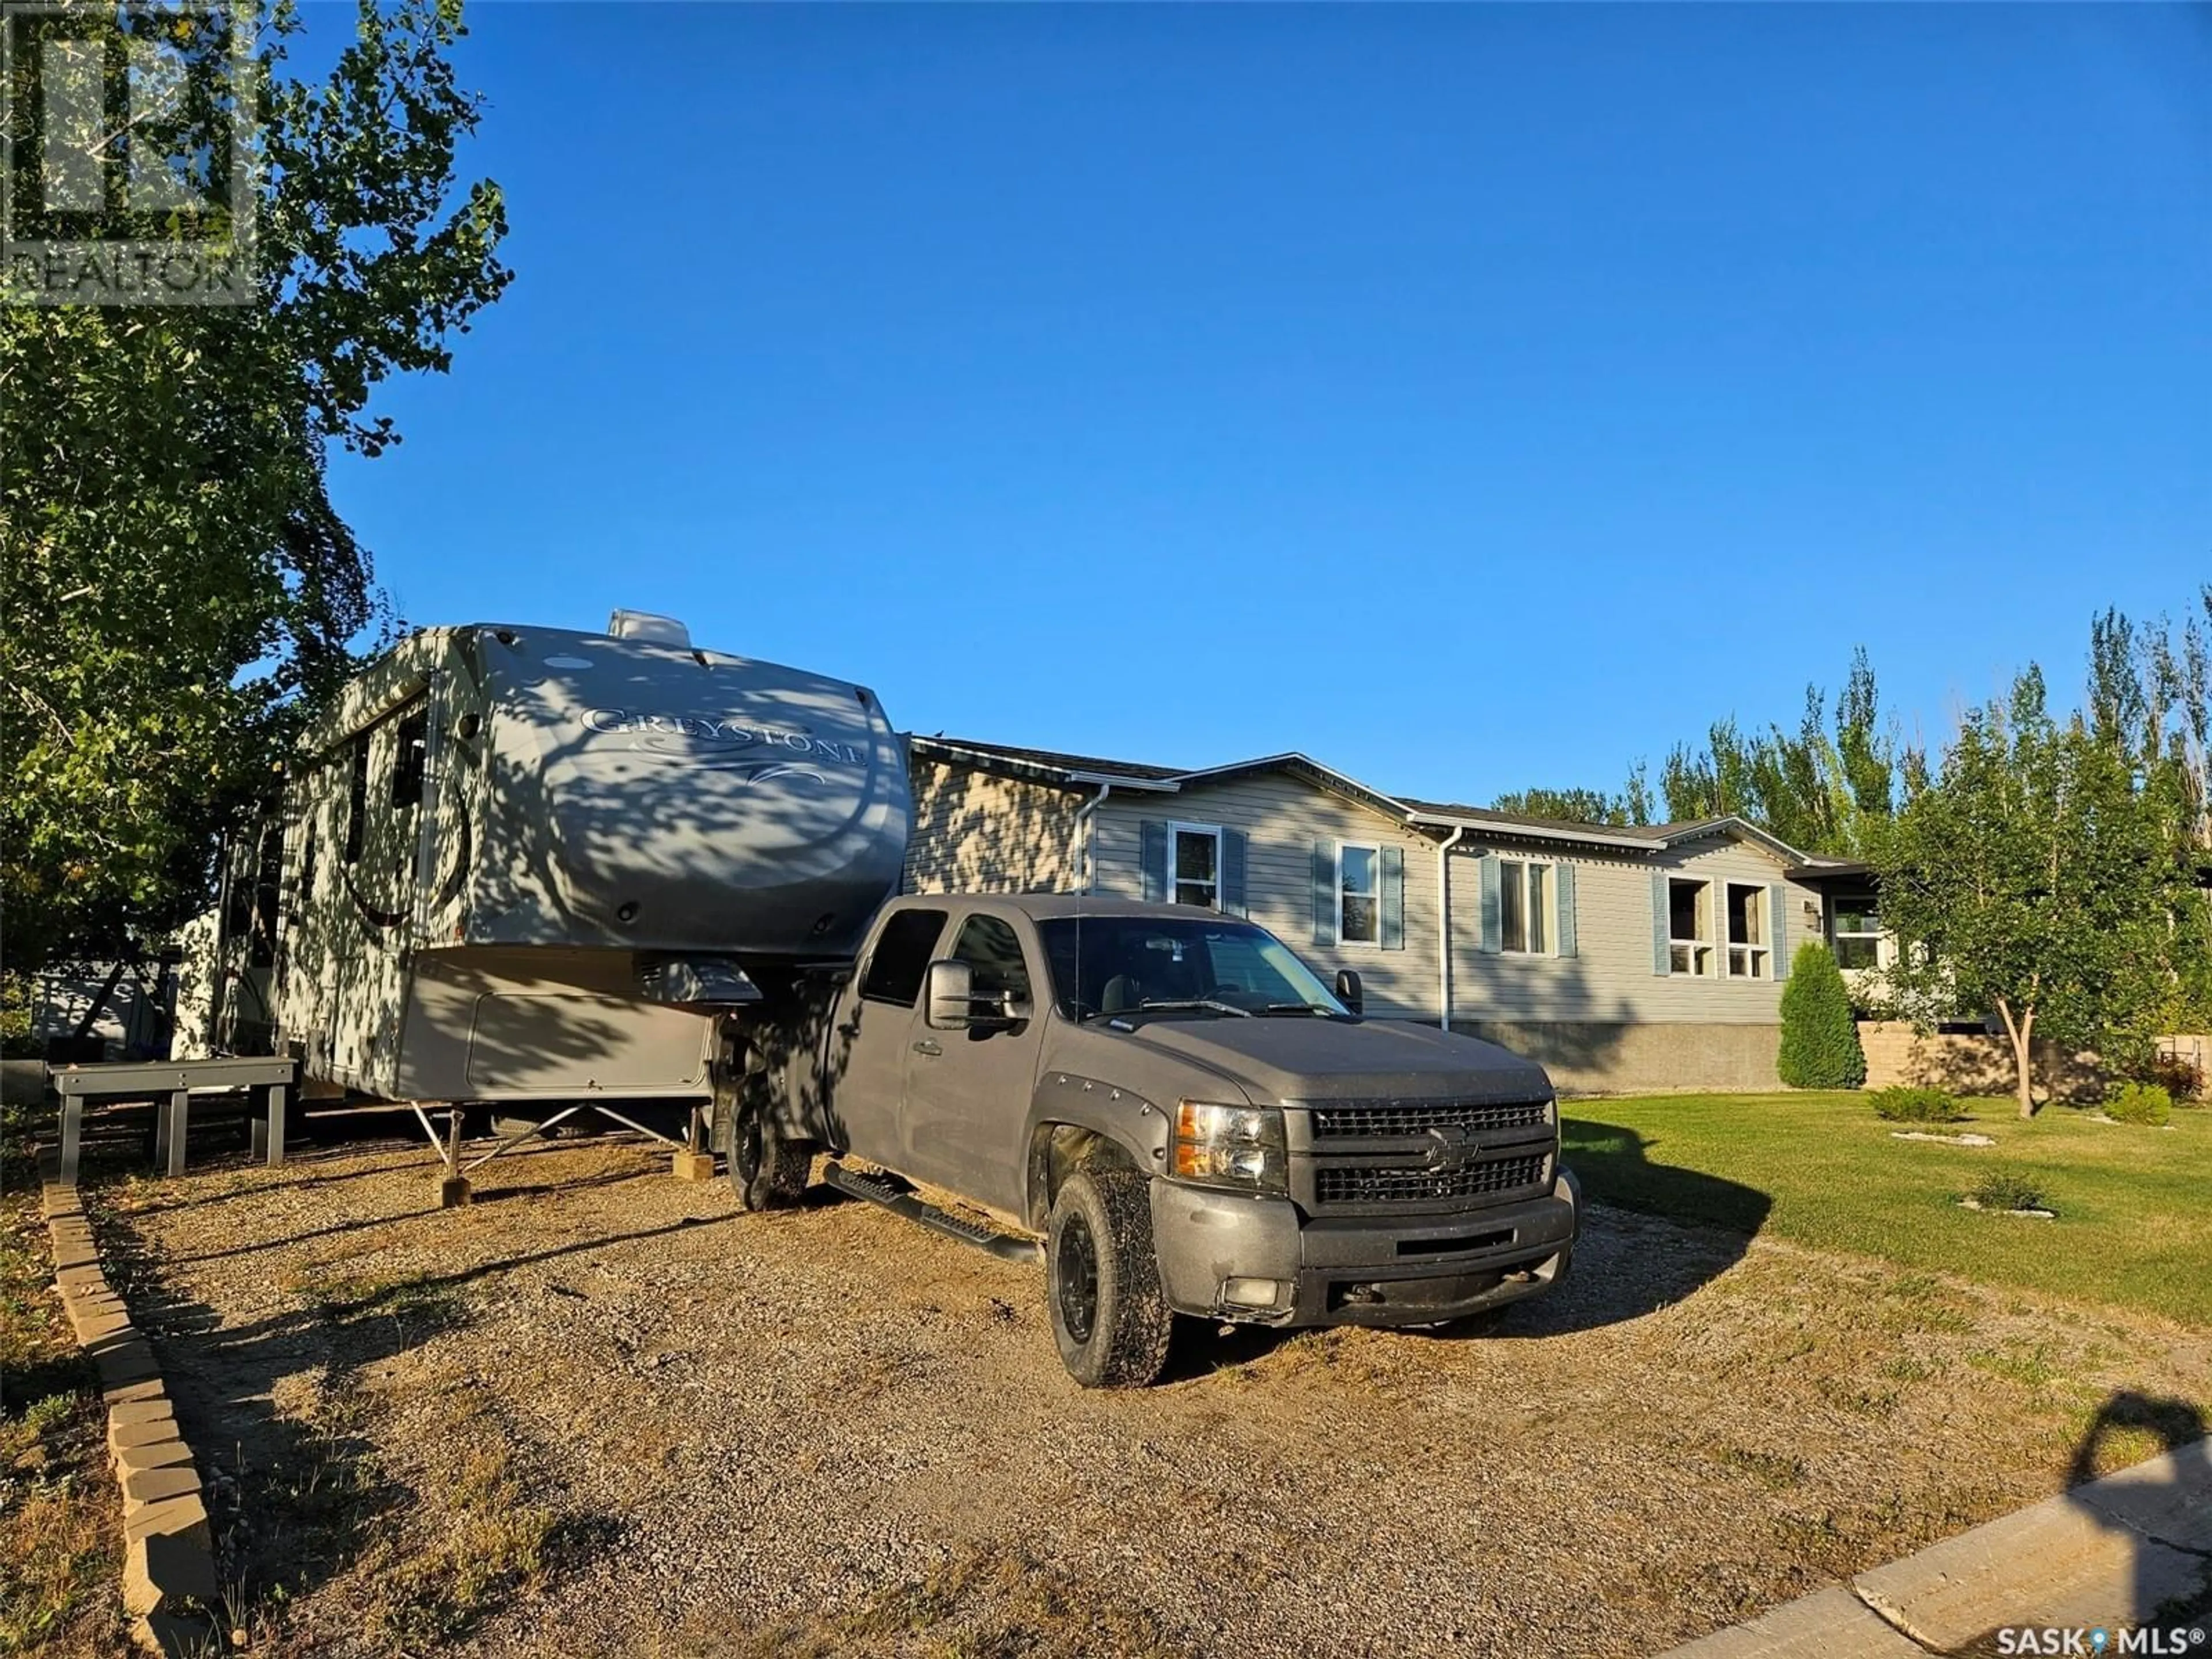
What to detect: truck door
<box><xmin>825</xmin><ymin>906</ymin><xmax>951</xmax><ymax>1165</ymax></box>
<box><xmin>899</xmin><ymin>910</ymin><xmax>1046</xmax><ymax>1214</ymax></box>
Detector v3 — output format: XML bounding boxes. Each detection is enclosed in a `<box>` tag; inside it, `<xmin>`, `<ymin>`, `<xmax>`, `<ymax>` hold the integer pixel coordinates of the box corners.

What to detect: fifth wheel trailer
<box><xmin>197</xmin><ymin>609</ymin><xmax>911</xmax><ymax>1116</ymax></box>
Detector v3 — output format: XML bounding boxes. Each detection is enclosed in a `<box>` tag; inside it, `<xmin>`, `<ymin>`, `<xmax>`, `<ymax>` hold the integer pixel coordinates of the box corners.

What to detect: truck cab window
<box><xmin>951</xmin><ymin>914</ymin><xmax>1032</xmax><ymax>1006</ymax></box>
<box><xmin>861</xmin><ymin>908</ymin><xmax>949</xmax><ymax>1006</ymax></box>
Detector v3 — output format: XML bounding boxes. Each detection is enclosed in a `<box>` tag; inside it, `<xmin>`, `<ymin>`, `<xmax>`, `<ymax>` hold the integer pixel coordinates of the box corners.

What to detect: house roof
<box><xmin>906</xmin><ymin>736</ymin><xmax>1185</xmax><ymax>787</ymax></box>
<box><xmin>906</xmin><ymin>734</ymin><xmax>1816</xmax><ymax>863</ymax></box>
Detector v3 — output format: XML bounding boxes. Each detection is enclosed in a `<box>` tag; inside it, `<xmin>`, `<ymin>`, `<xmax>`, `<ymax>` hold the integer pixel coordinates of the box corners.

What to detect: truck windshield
<box><xmin>1036</xmin><ymin>916</ymin><xmax>1350</xmax><ymax>1021</ymax></box>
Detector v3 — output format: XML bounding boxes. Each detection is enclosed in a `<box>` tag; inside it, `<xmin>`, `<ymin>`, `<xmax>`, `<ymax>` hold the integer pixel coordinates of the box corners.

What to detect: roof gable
<box><xmin>905</xmin><ymin>736</ymin><xmax>1817</xmax><ymax>863</ymax></box>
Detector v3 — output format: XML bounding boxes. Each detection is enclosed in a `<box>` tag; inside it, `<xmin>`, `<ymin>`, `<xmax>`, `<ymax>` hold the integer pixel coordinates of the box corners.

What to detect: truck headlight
<box><xmin>1172</xmin><ymin>1100</ymin><xmax>1287</xmax><ymax>1194</ymax></box>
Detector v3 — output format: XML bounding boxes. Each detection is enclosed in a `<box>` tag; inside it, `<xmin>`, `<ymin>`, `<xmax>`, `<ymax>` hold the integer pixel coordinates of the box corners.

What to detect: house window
<box><xmin>1169</xmin><ymin>824</ymin><xmax>1221</xmax><ymax>910</ymax></box>
<box><xmin>1668</xmin><ymin>878</ymin><xmax>1713</xmax><ymax>976</ymax></box>
<box><xmin>1725</xmin><ymin>883</ymin><xmax>1770</xmax><ymax>979</ymax></box>
<box><xmin>1339</xmin><ymin>844</ymin><xmax>1380</xmax><ymax>944</ymax></box>
<box><xmin>1830</xmin><ymin>891</ymin><xmax>1882</xmax><ymax>971</ymax></box>
<box><xmin>1499</xmin><ymin>859</ymin><xmax>1552</xmax><ymax>955</ymax></box>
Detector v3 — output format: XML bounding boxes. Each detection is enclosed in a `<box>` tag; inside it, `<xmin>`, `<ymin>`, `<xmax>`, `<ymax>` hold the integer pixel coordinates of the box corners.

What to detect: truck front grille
<box><xmin>1313</xmin><ymin>1153</ymin><xmax>1550</xmax><ymax>1206</ymax></box>
<box><xmin>1309</xmin><ymin>1099</ymin><xmax>1550</xmax><ymax>1139</ymax></box>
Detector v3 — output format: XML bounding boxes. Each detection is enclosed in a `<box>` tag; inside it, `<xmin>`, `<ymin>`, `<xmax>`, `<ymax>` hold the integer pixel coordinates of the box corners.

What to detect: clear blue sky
<box><xmin>322</xmin><ymin>2</ymin><xmax>2211</xmax><ymax>808</ymax></box>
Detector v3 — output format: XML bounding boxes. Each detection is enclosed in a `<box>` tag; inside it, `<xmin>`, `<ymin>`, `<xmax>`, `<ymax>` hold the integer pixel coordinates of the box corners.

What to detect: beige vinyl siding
<box><xmin>1448</xmin><ymin>834</ymin><xmax>1824</xmax><ymax>1027</ymax></box>
<box><xmin>904</xmin><ymin>758</ymin><xmax>1084</xmax><ymax>895</ymax></box>
<box><xmin>1092</xmin><ymin>774</ymin><xmax>1442</xmax><ymax>1021</ymax></box>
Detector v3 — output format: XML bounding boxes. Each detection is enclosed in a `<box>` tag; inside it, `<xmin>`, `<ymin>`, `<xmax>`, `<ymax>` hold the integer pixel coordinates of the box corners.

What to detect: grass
<box><xmin>207</xmin><ymin>1263</ymin><xmax>544</xmax><ymax>1653</ymax></box>
<box><xmin>1</xmin><ymin>1128</ymin><xmax>126</xmax><ymax>1656</ymax></box>
<box><xmin>1563</xmin><ymin>1092</ymin><xmax>2212</xmax><ymax>1327</ymax></box>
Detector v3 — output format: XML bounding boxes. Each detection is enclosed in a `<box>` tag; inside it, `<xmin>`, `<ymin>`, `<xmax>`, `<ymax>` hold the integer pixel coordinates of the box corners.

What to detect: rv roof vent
<box><xmin>607</xmin><ymin>609</ymin><xmax>692</xmax><ymax>649</ymax></box>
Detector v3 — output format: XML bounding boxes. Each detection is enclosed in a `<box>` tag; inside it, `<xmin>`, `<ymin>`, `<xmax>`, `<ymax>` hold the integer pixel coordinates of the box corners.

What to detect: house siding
<box><xmin>903</xmin><ymin>745</ymin><xmax>1851</xmax><ymax>1092</ymax></box>
<box><xmin>1091</xmin><ymin>774</ymin><xmax>1443</xmax><ymax>1022</ymax></box>
<box><xmin>1449</xmin><ymin>836</ymin><xmax>1821</xmax><ymax>1027</ymax></box>
<box><xmin>903</xmin><ymin>758</ymin><xmax>1084</xmax><ymax>895</ymax></box>
<box><xmin>1447</xmin><ymin>835</ymin><xmax>1828</xmax><ymax>1091</ymax></box>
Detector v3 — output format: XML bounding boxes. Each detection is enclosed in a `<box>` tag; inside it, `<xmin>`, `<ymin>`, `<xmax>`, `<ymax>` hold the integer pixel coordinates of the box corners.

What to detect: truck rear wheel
<box><xmin>728</xmin><ymin>1079</ymin><xmax>810</xmax><ymax>1212</ymax></box>
<box><xmin>1046</xmin><ymin>1169</ymin><xmax>1174</xmax><ymax>1388</ymax></box>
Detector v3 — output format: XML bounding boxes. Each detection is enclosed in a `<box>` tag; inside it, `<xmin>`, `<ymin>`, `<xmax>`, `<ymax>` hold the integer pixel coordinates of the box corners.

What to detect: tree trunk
<box><xmin>1994</xmin><ymin>996</ymin><xmax>2036</xmax><ymax>1119</ymax></box>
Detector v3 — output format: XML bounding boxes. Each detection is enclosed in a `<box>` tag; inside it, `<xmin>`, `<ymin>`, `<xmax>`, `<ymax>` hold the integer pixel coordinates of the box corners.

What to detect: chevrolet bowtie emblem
<box><xmin>1423</xmin><ymin>1124</ymin><xmax>1484</xmax><ymax>1172</ymax></box>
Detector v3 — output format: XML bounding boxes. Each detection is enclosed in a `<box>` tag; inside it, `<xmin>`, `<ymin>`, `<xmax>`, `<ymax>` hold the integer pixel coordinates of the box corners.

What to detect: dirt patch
<box><xmin>89</xmin><ymin>1135</ymin><xmax>2212</xmax><ymax>1658</ymax></box>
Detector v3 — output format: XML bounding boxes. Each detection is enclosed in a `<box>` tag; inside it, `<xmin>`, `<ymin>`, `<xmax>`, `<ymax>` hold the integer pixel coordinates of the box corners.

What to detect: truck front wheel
<box><xmin>1046</xmin><ymin>1169</ymin><xmax>1174</xmax><ymax>1388</ymax></box>
<box><xmin>728</xmin><ymin>1078</ymin><xmax>810</xmax><ymax>1212</ymax></box>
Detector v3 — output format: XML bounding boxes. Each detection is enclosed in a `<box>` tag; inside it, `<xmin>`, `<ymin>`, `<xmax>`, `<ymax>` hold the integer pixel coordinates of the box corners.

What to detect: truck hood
<box><xmin>1093</xmin><ymin>1016</ymin><xmax>1552</xmax><ymax>1106</ymax></box>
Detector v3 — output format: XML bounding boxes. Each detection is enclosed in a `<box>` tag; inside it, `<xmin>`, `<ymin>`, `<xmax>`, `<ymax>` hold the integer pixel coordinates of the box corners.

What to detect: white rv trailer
<box><xmin>219</xmin><ymin>609</ymin><xmax>910</xmax><ymax>1111</ymax></box>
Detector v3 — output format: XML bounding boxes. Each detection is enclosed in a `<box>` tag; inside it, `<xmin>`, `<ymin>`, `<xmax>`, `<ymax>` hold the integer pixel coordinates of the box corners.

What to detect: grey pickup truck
<box><xmin>731</xmin><ymin>895</ymin><xmax>1580</xmax><ymax>1387</ymax></box>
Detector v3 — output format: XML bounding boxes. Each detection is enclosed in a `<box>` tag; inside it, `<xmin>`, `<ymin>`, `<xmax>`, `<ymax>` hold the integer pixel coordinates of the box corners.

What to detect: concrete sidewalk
<box><xmin>1661</xmin><ymin>1438</ymin><xmax>2212</xmax><ymax>1656</ymax></box>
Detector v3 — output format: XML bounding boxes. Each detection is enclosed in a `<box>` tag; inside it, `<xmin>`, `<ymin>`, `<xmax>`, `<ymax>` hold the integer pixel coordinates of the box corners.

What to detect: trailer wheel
<box><xmin>1045</xmin><ymin>1169</ymin><xmax>1174</xmax><ymax>1388</ymax></box>
<box><xmin>728</xmin><ymin>1078</ymin><xmax>809</xmax><ymax>1211</ymax></box>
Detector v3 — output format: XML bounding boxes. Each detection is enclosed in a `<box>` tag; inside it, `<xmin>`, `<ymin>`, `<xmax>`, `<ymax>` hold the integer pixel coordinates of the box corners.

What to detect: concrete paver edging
<box><xmin>1662</xmin><ymin>1440</ymin><xmax>2212</xmax><ymax>1656</ymax></box>
<box><xmin>37</xmin><ymin>1152</ymin><xmax>219</xmax><ymax>1657</ymax></box>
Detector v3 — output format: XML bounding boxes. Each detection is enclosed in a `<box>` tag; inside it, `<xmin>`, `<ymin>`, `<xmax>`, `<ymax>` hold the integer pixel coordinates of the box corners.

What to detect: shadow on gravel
<box><xmin>1158</xmin><ymin>1135</ymin><xmax>1771</xmax><ymax>1380</ymax></box>
<box><xmin>78</xmin><ymin>1172</ymin><xmax>707</xmax><ymax>1644</ymax></box>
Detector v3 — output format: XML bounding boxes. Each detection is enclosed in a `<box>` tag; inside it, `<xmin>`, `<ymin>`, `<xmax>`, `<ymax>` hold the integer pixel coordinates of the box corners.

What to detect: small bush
<box><xmin>1966</xmin><ymin>1168</ymin><xmax>2049</xmax><ymax>1213</ymax></box>
<box><xmin>2148</xmin><ymin>1053</ymin><xmax>2204</xmax><ymax>1103</ymax></box>
<box><xmin>1778</xmin><ymin>942</ymin><xmax>1866</xmax><ymax>1089</ymax></box>
<box><xmin>2103</xmin><ymin>1082</ymin><xmax>2173</xmax><ymax>1127</ymax></box>
<box><xmin>1872</xmin><ymin>1086</ymin><xmax>1967</xmax><ymax>1124</ymax></box>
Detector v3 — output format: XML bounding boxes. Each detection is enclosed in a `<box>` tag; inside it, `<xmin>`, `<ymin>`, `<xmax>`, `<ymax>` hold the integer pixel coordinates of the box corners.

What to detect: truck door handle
<box><xmin>911</xmin><ymin>1039</ymin><xmax>942</xmax><ymax>1058</ymax></box>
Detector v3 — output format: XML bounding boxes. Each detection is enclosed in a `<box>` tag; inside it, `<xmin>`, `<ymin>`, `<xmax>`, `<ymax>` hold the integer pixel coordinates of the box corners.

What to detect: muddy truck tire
<box><xmin>1046</xmin><ymin>1169</ymin><xmax>1175</xmax><ymax>1388</ymax></box>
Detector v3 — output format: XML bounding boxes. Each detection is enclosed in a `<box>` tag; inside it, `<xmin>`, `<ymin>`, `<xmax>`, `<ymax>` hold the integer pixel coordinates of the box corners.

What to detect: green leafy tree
<box><xmin>1493</xmin><ymin>762</ymin><xmax>1654</xmax><ymax>828</ymax></box>
<box><xmin>1777</xmin><ymin>941</ymin><xmax>1865</xmax><ymax>1089</ymax></box>
<box><xmin>1659</xmin><ymin>652</ymin><xmax>1896</xmax><ymax>855</ymax></box>
<box><xmin>2</xmin><ymin>0</ymin><xmax>510</xmax><ymax>971</ymax></box>
<box><xmin>1876</xmin><ymin>667</ymin><xmax>2182</xmax><ymax>1117</ymax></box>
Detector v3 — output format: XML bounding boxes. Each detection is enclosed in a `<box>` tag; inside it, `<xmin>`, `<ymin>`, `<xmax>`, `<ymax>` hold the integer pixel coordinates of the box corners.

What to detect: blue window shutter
<box><xmin>1140</xmin><ymin>821</ymin><xmax>1167</xmax><ymax>903</ymax></box>
<box><xmin>1311</xmin><ymin>842</ymin><xmax>1337</xmax><ymax>946</ymax></box>
<box><xmin>1769</xmin><ymin>884</ymin><xmax>1789</xmax><ymax>979</ymax></box>
<box><xmin>1651</xmin><ymin>872</ymin><xmax>1671</xmax><ymax>975</ymax></box>
<box><xmin>1555</xmin><ymin>863</ymin><xmax>1578</xmax><ymax>957</ymax></box>
<box><xmin>1221</xmin><ymin>829</ymin><xmax>1248</xmax><ymax>917</ymax></box>
<box><xmin>1477</xmin><ymin>854</ymin><xmax>1502</xmax><ymax>953</ymax></box>
<box><xmin>1380</xmin><ymin>845</ymin><xmax>1405</xmax><ymax>950</ymax></box>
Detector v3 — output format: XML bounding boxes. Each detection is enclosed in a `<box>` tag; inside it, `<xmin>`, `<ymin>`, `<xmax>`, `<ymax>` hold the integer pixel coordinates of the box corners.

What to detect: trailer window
<box><xmin>391</xmin><ymin>706</ymin><xmax>429</xmax><ymax>810</ymax></box>
<box><xmin>249</xmin><ymin>827</ymin><xmax>283</xmax><ymax>967</ymax></box>
<box><xmin>343</xmin><ymin>738</ymin><xmax>370</xmax><ymax>864</ymax></box>
<box><xmin>861</xmin><ymin>909</ymin><xmax>949</xmax><ymax>1007</ymax></box>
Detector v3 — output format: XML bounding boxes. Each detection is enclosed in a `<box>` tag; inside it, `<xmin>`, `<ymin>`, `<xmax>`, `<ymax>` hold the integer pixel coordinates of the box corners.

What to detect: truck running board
<box><xmin>821</xmin><ymin>1161</ymin><xmax>1042</xmax><ymax>1265</ymax></box>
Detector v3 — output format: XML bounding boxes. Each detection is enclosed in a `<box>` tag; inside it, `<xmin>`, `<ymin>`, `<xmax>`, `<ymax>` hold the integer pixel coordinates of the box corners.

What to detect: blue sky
<box><xmin>321</xmin><ymin>2</ymin><xmax>2210</xmax><ymax>808</ymax></box>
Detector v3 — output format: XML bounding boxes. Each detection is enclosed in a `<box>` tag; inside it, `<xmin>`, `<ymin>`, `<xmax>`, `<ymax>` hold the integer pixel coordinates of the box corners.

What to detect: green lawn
<box><xmin>1562</xmin><ymin>1093</ymin><xmax>2212</xmax><ymax>1328</ymax></box>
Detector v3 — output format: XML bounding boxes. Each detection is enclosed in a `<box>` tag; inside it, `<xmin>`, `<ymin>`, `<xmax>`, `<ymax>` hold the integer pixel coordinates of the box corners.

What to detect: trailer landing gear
<box><xmin>412</xmin><ymin>1104</ymin><xmax>476</xmax><ymax>1207</ymax></box>
<box><xmin>671</xmin><ymin>1107</ymin><xmax>715</xmax><ymax>1181</ymax></box>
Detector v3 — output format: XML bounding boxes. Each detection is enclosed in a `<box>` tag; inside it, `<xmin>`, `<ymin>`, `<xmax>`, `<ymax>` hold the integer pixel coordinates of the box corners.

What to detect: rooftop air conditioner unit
<box><xmin>607</xmin><ymin>609</ymin><xmax>692</xmax><ymax>649</ymax></box>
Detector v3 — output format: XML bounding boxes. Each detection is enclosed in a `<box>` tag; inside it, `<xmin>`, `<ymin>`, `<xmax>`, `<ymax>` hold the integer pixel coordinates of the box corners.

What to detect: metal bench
<box><xmin>49</xmin><ymin>1057</ymin><xmax>301</xmax><ymax>1183</ymax></box>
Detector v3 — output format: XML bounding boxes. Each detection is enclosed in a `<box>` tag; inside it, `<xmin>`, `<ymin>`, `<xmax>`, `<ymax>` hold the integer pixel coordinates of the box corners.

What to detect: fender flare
<box><xmin>1021</xmin><ymin>1071</ymin><xmax>1175</xmax><ymax>1230</ymax></box>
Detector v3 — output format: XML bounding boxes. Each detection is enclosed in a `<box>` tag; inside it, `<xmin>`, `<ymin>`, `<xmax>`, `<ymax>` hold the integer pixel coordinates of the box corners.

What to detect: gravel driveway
<box><xmin>85</xmin><ymin>1129</ymin><xmax>2212</xmax><ymax>1659</ymax></box>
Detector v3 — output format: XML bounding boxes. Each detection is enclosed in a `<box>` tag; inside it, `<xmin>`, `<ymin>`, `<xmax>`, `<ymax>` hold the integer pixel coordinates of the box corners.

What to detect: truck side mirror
<box><xmin>1334</xmin><ymin>968</ymin><xmax>1363</xmax><ymax>1016</ymax></box>
<box><xmin>923</xmin><ymin>960</ymin><xmax>976</xmax><ymax>1030</ymax></box>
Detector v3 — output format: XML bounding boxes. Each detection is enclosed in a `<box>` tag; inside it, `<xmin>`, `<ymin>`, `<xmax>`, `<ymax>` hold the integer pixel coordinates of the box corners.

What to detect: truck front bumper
<box><xmin>1149</xmin><ymin>1167</ymin><xmax>1581</xmax><ymax>1329</ymax></box>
